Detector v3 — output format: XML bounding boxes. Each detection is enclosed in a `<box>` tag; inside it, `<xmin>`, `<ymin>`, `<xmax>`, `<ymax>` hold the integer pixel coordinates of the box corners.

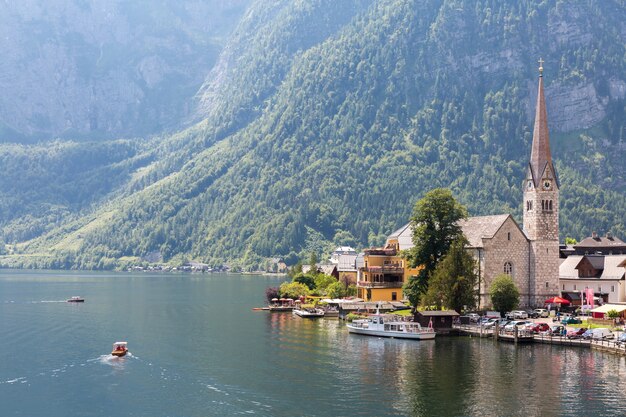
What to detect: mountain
<box><xmin>1</xmin><ymin>0</ymin><xmax>625</xmax><ymax>270</ymax></box>
<box><xmin>0</xmin><ymin>0</ymin><xmax>250</xmax><ymax>142</ymax></box>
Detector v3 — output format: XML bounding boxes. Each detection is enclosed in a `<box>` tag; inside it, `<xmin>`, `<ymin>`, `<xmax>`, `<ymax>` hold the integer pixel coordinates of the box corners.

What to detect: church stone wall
<box><xmin>480</xmin><ymin>217</ymin><xmax>530</xmax><ymax>308</ymax></box>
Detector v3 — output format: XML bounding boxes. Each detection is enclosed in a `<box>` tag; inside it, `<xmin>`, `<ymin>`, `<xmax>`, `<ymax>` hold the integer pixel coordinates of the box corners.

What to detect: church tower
<box><xmin>523</xmin><ymin>59</ymin><xmax>560</xmax><ymax>306</ymax></box>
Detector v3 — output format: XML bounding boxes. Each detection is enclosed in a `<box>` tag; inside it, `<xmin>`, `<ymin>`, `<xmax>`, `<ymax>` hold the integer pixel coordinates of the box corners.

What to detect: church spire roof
<box><xmin>529</xmin><ymin>58</ymin><xmax>555</xmax><ymax>185</ymax></box>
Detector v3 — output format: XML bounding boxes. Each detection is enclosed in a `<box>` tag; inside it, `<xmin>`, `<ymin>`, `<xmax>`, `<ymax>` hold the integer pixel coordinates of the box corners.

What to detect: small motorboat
<box><xmin>293</xmin><ymin>308</ymin><xmax>325</xmax><ymax>318</ymax></box>
<box><xmin>111</xmin><ymin>342</ymin><xmax>128</xmax><ymax>357</ymax></box>
<box><xmin>66</xmin><ymin>296</ymin><xmax>85</xmax><ymax>303</ymax></box>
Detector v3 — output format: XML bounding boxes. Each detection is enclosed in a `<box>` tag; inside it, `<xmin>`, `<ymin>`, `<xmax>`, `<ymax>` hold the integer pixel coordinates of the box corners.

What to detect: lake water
<box><xmin>2</xmin><ymin>270</ymin><xmax>626</xmax><ymax>417</ymax></box>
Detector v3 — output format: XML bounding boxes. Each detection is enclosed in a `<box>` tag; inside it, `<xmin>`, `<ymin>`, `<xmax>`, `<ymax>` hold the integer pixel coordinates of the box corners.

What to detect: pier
<box><xmin>455</xmin><ymin>324</ymin><xmax>626</xmax><ymax>355</ymax></box>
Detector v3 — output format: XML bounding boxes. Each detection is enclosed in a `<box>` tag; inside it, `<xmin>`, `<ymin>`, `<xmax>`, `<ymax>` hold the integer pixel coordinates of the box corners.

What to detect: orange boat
<box><xmin>111</xmin><ymin>342</ymin><xmax>128</xmax><ymax>357</ymax></box>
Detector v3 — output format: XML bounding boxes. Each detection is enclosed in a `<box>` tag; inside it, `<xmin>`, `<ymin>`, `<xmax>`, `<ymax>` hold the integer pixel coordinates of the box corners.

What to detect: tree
<box><xmin>402</xmin><ymin>276</ymin><xmax>423</xmax><ymax>313</ymax></box>
<box><xmin>607</xmin><ymin>309</ymin><xmax>620</xmax><ymax>319</ymax></box>
<box><xmin>565</xmin><ymin>237</ymin><xmax>578</xmax><ymax>245</ymax></box>
<box><xmin>314</xmin><ymin>274</ymin><xmax>336</xmax><ymax>291</ymax></box>
<box><xmin>326</xmin><ymin>281</ymin><xmax>346</xmax><ymax>299</ymax></box>
<box><xmin>489</xmin><ymin>274</ymin><xmax>520</xmax><ymax>315</ymax></box>
<box><xmin>265</xmin><ymin>286</ymin><xmax>280</xmax><ymax>303</ymax></box>
<box><xmin>288</xmin><ymin>261</ymin><xmax>303</xmax><ymax>278</ymax></box>
<box><xmin>293</xmin><ymin>273</ymin><xmax>316</xmax><ymax>290</ymax></box>
<box><xmin>309</xmin><ymin>252</ymin><xmax>318</xmax><ymax>268</ymax></box>
<box><xmin>279</xmin><ymin>281</ymin><xmax>310</xmax><ymax>299</ymax></box>
<box><xmin>423</xmin><ymin>236</ymin><xmax>477</xmax><ymax>313</ymax></box>
<box><xmin>404</xmin><ymin>188</ymin><xmax>468</xmax><ymax>307</ymax></box>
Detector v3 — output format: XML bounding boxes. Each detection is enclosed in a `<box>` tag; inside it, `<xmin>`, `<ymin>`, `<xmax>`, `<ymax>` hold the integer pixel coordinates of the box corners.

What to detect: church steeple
<box><xmin>520</xmin><ymin>59</ymin><xmax>561</xmax><ymax>307</ymax></box>
<box><xmin>528</xmin><ymin>58</ymin><xmax>557</xmax><ymax>187</ymax></box>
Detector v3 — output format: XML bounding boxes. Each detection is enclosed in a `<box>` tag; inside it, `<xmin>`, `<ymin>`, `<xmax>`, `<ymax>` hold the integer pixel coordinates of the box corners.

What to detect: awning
<box><xmin>563</xmin><ymin>292</ymin><xmax>581</xmax><ymax>301</ymax></box>
<box><xmin>589</xmin><ymin>304</ymin><xmax>626</xmax><ymax>314</ymax></box>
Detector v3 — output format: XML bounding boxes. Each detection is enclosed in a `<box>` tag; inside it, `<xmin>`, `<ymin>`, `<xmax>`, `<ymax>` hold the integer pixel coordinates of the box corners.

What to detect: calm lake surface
<box><xmin>2</xmin><ymin>270</ymin><xmax>626</xmax><ymax>417</ymax></box>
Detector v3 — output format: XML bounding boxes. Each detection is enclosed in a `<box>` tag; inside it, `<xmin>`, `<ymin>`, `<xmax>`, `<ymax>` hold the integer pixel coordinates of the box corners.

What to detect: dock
<box><xmin>455</xmin><ymin>324</ymin><xmax>626</xmax><ymax>354</ymax></box>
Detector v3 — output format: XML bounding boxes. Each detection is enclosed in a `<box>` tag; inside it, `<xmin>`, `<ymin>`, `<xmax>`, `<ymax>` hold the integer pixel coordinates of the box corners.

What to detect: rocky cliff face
<box><xmin>0</xmin><ymin>0</ymin><xmax>250</xmax><ymax>142</ymax></box>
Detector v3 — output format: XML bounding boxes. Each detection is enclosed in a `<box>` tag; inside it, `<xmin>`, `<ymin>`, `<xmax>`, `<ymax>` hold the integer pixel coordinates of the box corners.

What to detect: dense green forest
<box><xmin>0</xmin><ymin>0</ymin><xmax>624</xmax><ymax>270</ymax></box>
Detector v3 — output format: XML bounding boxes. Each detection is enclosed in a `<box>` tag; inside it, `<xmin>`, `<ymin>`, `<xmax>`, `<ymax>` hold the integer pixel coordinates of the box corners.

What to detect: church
<box><xmin>462</xmin><ymin>60</ymin><xmax>560</xmax><ymax>308</ymax></box>
<box><xmin>357</xmin><ymin>61</ymin><xmax>560</xmax><ymax>308</ymax></box>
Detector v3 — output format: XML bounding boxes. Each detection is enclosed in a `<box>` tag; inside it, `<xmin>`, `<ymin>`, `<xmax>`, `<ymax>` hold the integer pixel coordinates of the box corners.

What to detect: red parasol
<box><xmin>544</xmin><ymin>296</ymin><xmax>570</xmax><ymax>305</ymax></box>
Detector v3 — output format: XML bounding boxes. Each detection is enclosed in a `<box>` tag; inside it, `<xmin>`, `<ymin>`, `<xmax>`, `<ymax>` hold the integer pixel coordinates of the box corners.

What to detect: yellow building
<box><xmin>356</xmin><ymin>224</ymin><xmax>421</xmax><ymax>302</ymax></box>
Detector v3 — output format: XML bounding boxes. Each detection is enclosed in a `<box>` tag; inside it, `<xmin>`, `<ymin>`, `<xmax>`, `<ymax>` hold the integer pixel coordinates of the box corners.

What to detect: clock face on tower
<box><xmin>543</xmin><ymin>180</ymin><xmax>551</xmax><ymax>190</ymax></box>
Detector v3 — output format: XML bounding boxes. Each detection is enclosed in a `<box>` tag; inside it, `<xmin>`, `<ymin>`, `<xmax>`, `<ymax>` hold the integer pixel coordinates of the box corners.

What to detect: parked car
<box><xmin>467</xmin><ymin>313</ymin><xmax>481</xmax><ymax>323</ymax></box>
<box><xmin>534</xmin><ymin>308</ymin><xmax>549</xmax><ymax>318</ymax></box>
<box><xmin>590</xmin><ymin>328</ymin><xmax>614</xmax><ymax>340</ymax></box>
<box><xmin>511</xmin><ymin>310</ymin><xmax>529</xmax><ymax>319</ymax></box>
<box><xmin>581</xmin><ymin>329</ymin><xmax>595</xmax><ymax>339</ymax></box>
<box><xmin>483</xmin><ymin>318</ymin><xmax>499</xmax><ymax>328</ymax></box>
<box><xmin>616</xmin><ymin>333</ymin><xmax>626</xmax><ymax>345</ymax></box>
<box><xmin>504</xmin><ymin>320</ymin><xmax>531</xmax><ymax>332</ymax></box>
<box><xmin>542</xmin><ymin>325</ymin><xmax>566</xmax><ymax>335</ymax></box>
<box><xmin>561</xmin><ymin>317</ymin><xmax>582</xmax><ymax>325</ymax></box>
<box><xmin>566</xmin><ymin>327</ymin><xmax>588</xmax><ymax>339</ymax></box>
<box><xmin>484</xmin><ymin>311</ymin><xmax>501</xmax><ymax>319</ymax></box>
<box><xmin>527</xmin><ymin>322</ymin><xmax>551</xmax><ymax>333</ymax></box>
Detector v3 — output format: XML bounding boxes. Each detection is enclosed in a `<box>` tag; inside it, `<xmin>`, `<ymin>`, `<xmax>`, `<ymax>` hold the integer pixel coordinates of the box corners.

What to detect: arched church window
<box><xmin>549</xmin><ymin>200</ymin><xmax>553</xmax><ymax>211</ymax></box>
<box><xmin>504</xmin><ymin>262</ymin><xmax>513</xmax><ymax>276</ymax></box>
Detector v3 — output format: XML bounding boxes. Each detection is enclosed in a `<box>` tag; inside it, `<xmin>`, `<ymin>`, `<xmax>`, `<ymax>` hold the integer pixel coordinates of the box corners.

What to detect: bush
<box><xmin>346</xmin><ymin>313</ymin><xmax>367</xmax><ymax>322</ymax></box>
<box><xmin>265</xmin><ymin>286</ymin><xmax>280</xmax><ymax>303</ymax></box>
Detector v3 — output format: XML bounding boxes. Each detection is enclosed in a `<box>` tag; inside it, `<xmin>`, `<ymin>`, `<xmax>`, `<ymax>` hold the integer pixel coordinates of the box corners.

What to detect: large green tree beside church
<box><xmin>423</xmin><ymin>236</ymin><xmax>478</xmax><ymax>313</ymax></box>
<box><xmin>403</xmin><ymin>188</ymin><xmax>468</xmax><ymax>308</ymax></box>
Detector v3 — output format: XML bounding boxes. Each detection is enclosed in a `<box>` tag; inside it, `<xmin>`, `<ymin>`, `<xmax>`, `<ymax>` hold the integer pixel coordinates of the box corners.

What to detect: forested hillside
<box><xmin>1</xmin><ymin>0</ymin><xmax>624</xmax><ymax>270</ymax></box>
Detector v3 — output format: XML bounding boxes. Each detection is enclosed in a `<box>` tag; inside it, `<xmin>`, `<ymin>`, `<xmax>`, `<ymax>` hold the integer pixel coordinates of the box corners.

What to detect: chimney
<box><xmin>607</xmin><ymin>232</ymin><xmax>613</xmax><ymax>240</ymax></box>
<box><xmin>592</xmin><ymin>231</ymin><xmax>598</xmax><ymax>239</ymax></box>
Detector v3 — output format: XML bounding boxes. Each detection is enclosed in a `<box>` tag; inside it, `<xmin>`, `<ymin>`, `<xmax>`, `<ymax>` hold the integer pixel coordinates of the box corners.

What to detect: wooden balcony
<box><xmin>357</xmin><ymin>280</ymin><xmax>403</xmax><ymax>289</ymax></box>
<box><xmin>362</xmin><ymin>265</ymin><xmax>404</xmax><ymax>274</ymax></box>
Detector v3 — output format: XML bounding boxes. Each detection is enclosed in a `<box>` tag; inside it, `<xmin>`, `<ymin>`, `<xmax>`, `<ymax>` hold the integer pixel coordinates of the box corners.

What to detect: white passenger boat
<box><xmin>347</xmin><ymin>314</ymin><xmax>436</xmax><ymax>340</ymax></box>
<box><xmin>292</xmin><ymin>308</ymin><xmax>325</xmax><ymax>318</ymax></box>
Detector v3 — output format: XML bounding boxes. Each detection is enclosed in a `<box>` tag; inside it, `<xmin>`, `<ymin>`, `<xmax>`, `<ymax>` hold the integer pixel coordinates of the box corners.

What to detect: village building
<box><xmin>356</xmin><ymin>62</ymin><xmax>561</xmax><ymax>307</ymax></box>
<box><xmin>558</xmin><ymin>232</ymin><xmax>626</xmax><ymax>305</ymax></box>
<box><xmin>302</xmin><ymin>263</ymin><xmax>339</xmax><ymax>279</ymax></box>
<box><xmin>356</xmin><ymin>224</ymin><xmax>421</xmax><ymax>302</ymax></box>
<box><xmin>329</xmin><ymin>246</ymin><xmax>357</xmax><ymax>264</ymax></box>
<box><xmin>559</xmin><ymin>254</ymin><xmax>626</xmax><ymax>304</ymax></box>
<box><xmin>330</xmin><ymin>246</ymin><xmax>358</xmax><ymax>284</ymax></box>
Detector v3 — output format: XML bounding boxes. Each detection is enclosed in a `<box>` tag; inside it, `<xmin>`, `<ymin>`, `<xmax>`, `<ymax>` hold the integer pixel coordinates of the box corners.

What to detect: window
<box><xmin>598</xmin><ymin>286</ymin><xmax>602</xmax><ymax>292</ymax></box>
<box><xmin>545</xmin><ymin>282</ymin><xmax>549</xmax><ymax>288</ymax></box>
<box><xmin>504</xmin><ymin>262</ymin><xmax>513</xmax><ymax>276</ymax></box>
<box><xmin>391</xmin><ymin>292</ymin><xmax>397</xmax><ymax>301</ymax></box>
<box><xmin>507</xmin><ymin>232</ymin><xmax>511</xmax><ymax>241</ymax></box>
<box><xmin>549</xmin><ymin>200</ymin><xmax>553</xmax><ymax>211</ymax></box>
<box><xmin>574</xmin><ymin>284</ymin><xmax>577</xmax><ymax>290</ymax></box>
<box><xmin>611</xmin><ymin>286</ymin><xmax>615</xmax><ymax>293</ymax></box>
<box><xmin>526</xmin><ymin>201</ymin><xmax>533</xmax><ymax>211</ymax></box>
<box><xmin>562</xmin><ymin>284</ymin><xmax>565</xmax><ymax>290</ymax></box>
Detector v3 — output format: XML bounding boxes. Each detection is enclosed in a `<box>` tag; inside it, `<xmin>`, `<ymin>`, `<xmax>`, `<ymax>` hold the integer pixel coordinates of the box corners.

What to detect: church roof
<box><xmin>458</xmin><ymin>214</ymin><xmax>512</xmax><ymax>248</ymax></box>
<box><xmin>529</xmin><ymin>70</ymin><xmax>558</xmax><ymax>187</ymax></box>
